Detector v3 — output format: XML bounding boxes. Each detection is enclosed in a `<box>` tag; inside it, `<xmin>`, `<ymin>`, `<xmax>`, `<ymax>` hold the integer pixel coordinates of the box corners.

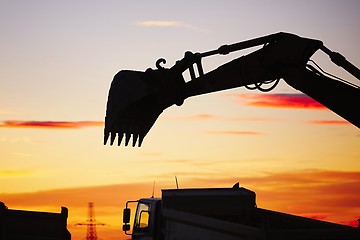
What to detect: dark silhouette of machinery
<box><xmin>104</xmin><ymin>32</ymin><xmax>360</xmax><ymax>239</ymax></box>
<box><xmin>76</xmin><ymin>202</ymin><xmax>105</xmax><ymax>240</ymax></box>
<box><xmin>0</xmin><ymin>202</ymin><xmax>71</xmax><ymax>240</ymax></box>
<box><xmin>104</xmin><ymin>32</ymin><xmax>360</xmax><ymax>147</ymax></box>
<box><xmin>122</xmin><ymin>186</ymin><xmax>360</xmax><ymax>240</ymax></box>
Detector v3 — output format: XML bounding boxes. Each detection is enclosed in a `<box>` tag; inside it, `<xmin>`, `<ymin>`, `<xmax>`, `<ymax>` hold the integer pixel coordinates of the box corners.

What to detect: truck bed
<box><xmin>161</xmin><ymin>188</ymin><xmax>359</xmax><ymax>240</ymax></box>
<box><xmin>162</xmin><ymin>208</ymin><xmax>359</xmax><ymax>240</ymax></box>
<box><xmin>0</xmin><ymin>202</ymin><xmax>71</xmax><ymax>240</ymax></box>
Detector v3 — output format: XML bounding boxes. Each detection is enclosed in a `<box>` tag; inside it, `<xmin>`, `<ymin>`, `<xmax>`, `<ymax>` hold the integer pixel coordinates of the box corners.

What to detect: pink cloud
<box><xmin>227</xmin><ymin>93</ymin><xmax>326</xmax><ymax>109</ymax></box>
<box><xmin>0</xmin><ymin>120</ymin><xmax>104</xmax><ymax>129</ymax></box>
<box><xmin>307</xmin><ymin>120</ymin><xmax>350</xmax><ymax>125</ymax></box>
<box><xmin>188</xmin><ymin>114</ymin><xmax>218</xmax><ymax>120</ymax></box>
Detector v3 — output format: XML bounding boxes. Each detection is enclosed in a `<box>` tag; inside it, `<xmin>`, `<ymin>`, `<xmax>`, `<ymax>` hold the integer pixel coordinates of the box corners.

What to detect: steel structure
<box><xmin>76</xmin><ymin>202</ymin><xmax>105</xmax><ymax>240</ymax></box>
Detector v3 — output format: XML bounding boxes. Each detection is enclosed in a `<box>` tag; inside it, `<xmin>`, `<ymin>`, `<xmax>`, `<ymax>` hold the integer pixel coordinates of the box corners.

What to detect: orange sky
<box><xmin>1</xmin><ymin>92</ymin><xmax>359</xmax><ymax>239</ymax></box>
<box><xmin>1</xmin><ymin>169</ymin><xmax>359</xmax><ymax>239</ymax></box>
<box><xmin>1</xmin><ymin>1</ymin><xmax>360</xmax><ymax>240</ymax></box>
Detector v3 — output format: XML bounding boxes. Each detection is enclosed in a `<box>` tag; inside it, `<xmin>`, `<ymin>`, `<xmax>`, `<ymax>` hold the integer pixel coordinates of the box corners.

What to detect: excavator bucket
<box><xmin>104</xmin><ymin>70</ymin><xmax>161</xmax><ymax>147</ymax></box>
<box><xmin>104</xmin><ymin>68</ymin><xmax>185</xmax><ymax>147</ymax></box>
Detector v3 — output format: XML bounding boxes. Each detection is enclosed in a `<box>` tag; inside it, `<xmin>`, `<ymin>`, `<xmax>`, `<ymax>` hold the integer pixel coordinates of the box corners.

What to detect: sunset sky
<box><xmin>1</xmin><ymin>1</ymin><xmax>359</xmax><ymax>239</ymax></box>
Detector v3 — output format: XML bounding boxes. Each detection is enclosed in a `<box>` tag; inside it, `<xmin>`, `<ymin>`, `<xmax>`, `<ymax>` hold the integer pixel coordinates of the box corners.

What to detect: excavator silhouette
<box><xmin>104</xmin><ymin>32</ymin><xmax>360</xmax><ymax>147</ymax></box>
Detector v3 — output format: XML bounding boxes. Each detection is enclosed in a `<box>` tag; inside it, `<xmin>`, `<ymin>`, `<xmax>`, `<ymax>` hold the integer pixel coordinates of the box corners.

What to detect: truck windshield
<box><xmin>134</xmin><ymin>202</ymin><xmax>150</xmax><ymax>230</ymax></box>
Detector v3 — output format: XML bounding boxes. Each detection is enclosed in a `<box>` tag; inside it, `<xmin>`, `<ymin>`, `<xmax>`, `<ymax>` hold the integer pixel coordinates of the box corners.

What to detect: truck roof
<box><xmin>161</xmin><ymin>187</ymin><xmax>256</xmax><ymax>216</ymax></box>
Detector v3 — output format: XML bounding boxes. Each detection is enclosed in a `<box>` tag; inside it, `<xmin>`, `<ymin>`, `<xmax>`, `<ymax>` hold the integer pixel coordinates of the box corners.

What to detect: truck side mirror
<box><xmin>123</xmin><ymin>208</ymin><xmax>131</xmax><ymax>224</ymax></box>
<box><xmin>122</xmin><ymin>224</ymin><xmax>131</xmax><ymax>231</ymax></box>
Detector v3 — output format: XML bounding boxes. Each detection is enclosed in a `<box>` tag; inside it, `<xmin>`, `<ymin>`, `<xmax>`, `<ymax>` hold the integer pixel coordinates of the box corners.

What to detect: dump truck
<box><xmin>0</xmin><ymin>202</ymin><xmax>71</xmax><ymax>240</ymax></box>
<box><xmin>122</xmin><ymin>186</ymin><xmax>359</xmax><ymax>240</ymax></box>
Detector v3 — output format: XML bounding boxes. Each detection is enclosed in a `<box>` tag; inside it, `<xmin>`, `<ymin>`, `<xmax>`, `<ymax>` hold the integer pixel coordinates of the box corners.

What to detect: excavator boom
<box><xmin>104</xmin><ymin>32</ymin><xmax>360</xmax><ymax>147</ymax></box>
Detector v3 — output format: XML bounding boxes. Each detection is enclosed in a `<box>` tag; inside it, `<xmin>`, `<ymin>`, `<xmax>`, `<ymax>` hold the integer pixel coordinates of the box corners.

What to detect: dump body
<box><xmin>160</xmin><ymin>188</ymin><xmax>359</xmax><ymax>240</ymax></box>
<box><xmin>0</xmin><ymin>202</ymin><xmax>71</xmax><ymax>240</ymax></box>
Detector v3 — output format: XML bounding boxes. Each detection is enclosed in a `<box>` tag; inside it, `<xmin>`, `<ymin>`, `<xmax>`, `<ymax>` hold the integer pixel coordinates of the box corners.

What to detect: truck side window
<box><xmin>134</xmin><ymin>203</ymin><xmax>150</xmax><ymax>230</ymax></box>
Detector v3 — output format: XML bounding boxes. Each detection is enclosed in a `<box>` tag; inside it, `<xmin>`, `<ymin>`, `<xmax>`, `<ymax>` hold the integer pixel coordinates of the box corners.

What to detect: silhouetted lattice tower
<box><xmin>76</xmin><ymin>202</ymin><xmax>105</xmax><ymax>240</ymax></box>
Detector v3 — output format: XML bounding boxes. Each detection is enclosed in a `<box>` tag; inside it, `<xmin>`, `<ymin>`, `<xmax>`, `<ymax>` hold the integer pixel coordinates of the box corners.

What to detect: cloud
<box><xmin>0</xmin><ymin>120</ymin><xmax>104</xmax><ymax>129</ymax></box>
<box><xmin>306</xmin><ymin>120</ymin><xmax>350</xmax><ymax>125</ymax></box>
<box><xmin>223</xmin><ymin>93</ymin><xmax>351</xmax><ymax>126</ymax></box>
<box><xmin>226</xmin><ymin>93</ymin><xmax>326</xmax><ymax>109</ymax></box>
<box><xmin>188</xmin><ymin>114</ymin><xmax>218</xmax><ymax>120</ymax></box>
<box><xmin>134</xmin><ymin>20</ymin><xmax>208</xmax><ymax>32</ymax></box>
<box><xmin>222</xmin><ymin>93</ymin><xmax>353</xmax><ymax>126</ymax></box>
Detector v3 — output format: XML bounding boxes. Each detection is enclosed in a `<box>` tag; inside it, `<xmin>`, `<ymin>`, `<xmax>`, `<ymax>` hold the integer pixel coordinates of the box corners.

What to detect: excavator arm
<box><xmin>104</xmin><ymin>32</ymin><xmax>360</xmax><ymax>147</ymax></box>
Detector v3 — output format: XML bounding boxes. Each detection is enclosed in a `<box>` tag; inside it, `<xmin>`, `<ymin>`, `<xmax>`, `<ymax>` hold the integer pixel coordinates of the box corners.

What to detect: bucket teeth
<box><xmin>104</xmin><ymin>129</ymin><xmax>145</xmax><ymax>147</ymax></box>
<box><xmin>125</xmin><ymin>133</ymin><xmax>131</xmax><ymax>146</ymax></box>
<box><xmin>104</xmin><ymin>131</ymin><xmax>110</xmax><ymax>145</ymax></box>
<box><xmin>132</xmin><ymin>134</ymin><xmax>137</xmax><ymax>147</ymax></box>
<box><xmin>110</xmin><ymin>132</ymin><xmax>116</xmax><ymax>145</ymax></box>
<box><xmin>138</xmin><ymin>134</ymin><xmax>145</xmax><ymax>147</ymax></box>
<box><xmin>117</xmin><ymin>132</ymin><xmax>124</xmax><ymax>146</ymax></box>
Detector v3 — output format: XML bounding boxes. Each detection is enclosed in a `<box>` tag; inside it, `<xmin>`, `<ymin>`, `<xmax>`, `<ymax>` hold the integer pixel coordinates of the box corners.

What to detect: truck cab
<box><xmin>123</xmin><ymin>197</ymin><xmax>162</xmax><ymax>240</ymax></box>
